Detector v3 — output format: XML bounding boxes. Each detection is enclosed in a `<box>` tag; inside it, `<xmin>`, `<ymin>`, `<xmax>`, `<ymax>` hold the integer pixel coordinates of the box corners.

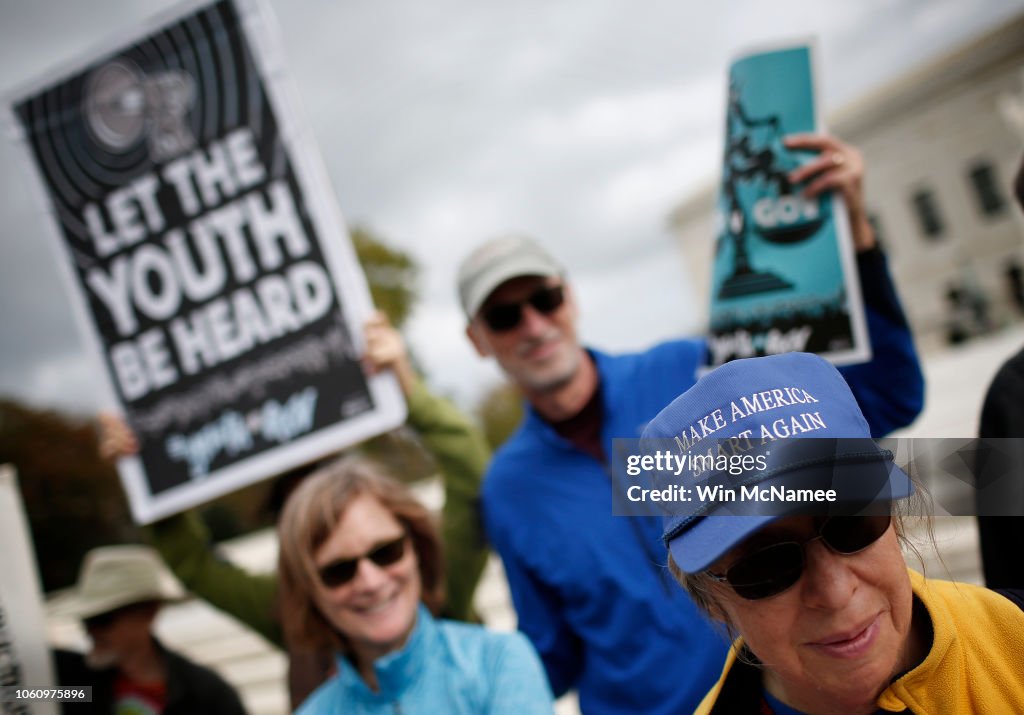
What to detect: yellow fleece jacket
<box><xmin>696</xmin><ymin>569</ymin><xmax>1024</xmax><ymax>714</ymax></box>
<box><xmin>876</xmin><ymin>570</ymin><xmax>1024</xmax><ymax>712</ymax></box>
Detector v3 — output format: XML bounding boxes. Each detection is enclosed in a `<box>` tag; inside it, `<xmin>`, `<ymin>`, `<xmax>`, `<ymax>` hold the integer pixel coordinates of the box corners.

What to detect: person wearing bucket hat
<box><xmin>648</xmin><ymin>353</ymin><xmax>1024</xmax><ymax>715</ymax></box>
<box><xmin>456</xmin><ymin>145</ymin><xmax>924</xmax><ymax>715</ymax></box>
<box><xmin>52</xmin><ymin>545</ymin><xmax>247</xmax><ymax>715</ymax></box>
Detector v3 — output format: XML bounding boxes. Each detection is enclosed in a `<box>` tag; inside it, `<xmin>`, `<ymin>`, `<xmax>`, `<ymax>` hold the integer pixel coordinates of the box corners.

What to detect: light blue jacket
<box><xmin>296</xmin><ymin>606</ymin><xmax>554</xmax><ymax>714</ymax></box>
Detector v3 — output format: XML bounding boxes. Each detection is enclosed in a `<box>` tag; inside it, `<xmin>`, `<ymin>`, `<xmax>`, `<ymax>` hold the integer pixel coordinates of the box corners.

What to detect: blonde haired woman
<box><xmin>277</xmin><ymin>456</ymin><xmax>554</xmax><ymax>714</ymax></box>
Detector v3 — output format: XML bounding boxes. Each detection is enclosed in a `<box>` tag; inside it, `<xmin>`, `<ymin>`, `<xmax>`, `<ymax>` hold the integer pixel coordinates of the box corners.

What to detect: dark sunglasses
<box><xmin>318</xmin><ymin>534</ymin><xmax>408</xmax><ymax>588</ymax></box>
<box><xmin>708</xmin><ymin>514</ymin><xmax>892</xmax><ymax>600</ymax></box>
<box><xmin>83</xmin><ymin>610</ymin><xmax>120</xmax><ymax>630</ymax></box>
<box><xmin>482</xmin><ymin>284</ymin><xmax>565</xmax><ymax>332</ymax></box>
<box><xmin>83</xmin><ymin>602</ymin><xmax>142</xmax><ymax>630</ymax></box>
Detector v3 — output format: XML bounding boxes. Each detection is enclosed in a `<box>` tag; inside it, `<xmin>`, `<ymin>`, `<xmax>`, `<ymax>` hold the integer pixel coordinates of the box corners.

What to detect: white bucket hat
<box><xmin>52</xmin><ymin>545</ymin><xmax>186</xmax><ymax>620</ymax></box>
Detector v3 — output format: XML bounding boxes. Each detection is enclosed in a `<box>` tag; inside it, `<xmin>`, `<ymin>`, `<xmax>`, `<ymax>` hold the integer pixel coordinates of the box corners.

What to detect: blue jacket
<box><xmin>481</xmin><ymin>250</ymin><xmax>923</xmax><ymax>715</ymax></box>
<box><xmin>296</xmin><ymin>606</ymin><xmax>554</xmax><ymax>714</ymax></box>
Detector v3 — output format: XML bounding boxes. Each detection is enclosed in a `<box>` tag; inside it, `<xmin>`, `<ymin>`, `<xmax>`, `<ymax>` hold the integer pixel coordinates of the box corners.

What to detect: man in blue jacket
<box><xmin>456</xmin><ymin>134</ymin><xmax>924</xmax><ymax>715</ymax></box>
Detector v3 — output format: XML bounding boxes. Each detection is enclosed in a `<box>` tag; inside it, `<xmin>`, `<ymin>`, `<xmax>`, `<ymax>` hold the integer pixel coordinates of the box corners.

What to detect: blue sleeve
<box><xmin>482</xmin><ymin>474</ymin><xmax>583</xmax><ymax>697</ymax></box>
<box><xmin>485</xmin><ymin>633</ymin><xmax>556</xmax><ymax>714</ymax></box>
<box><xmin>293</xmin><ymin>677</ymin><xmax>337</xmax><ymax>715</ymax></box>
<box><xmin>490</xmin><ymin>532</ymin><xmax>583</xmax><ymax>697</ymax></box>
<box><xmin>838</xmin><ymin>248</ymin><xmax>924</xmax><ymax>437</ymax></box>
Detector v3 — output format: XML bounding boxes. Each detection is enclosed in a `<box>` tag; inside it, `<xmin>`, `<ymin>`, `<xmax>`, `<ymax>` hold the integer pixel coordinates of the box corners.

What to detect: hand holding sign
<box><xmin>362</xmin><ymin>311</ymin><xmax>417</xmax><ymax>397</ymax></box>
<box><xmin>98</xmin><ymin>316</ymin><xmax>417</xmax><ymax>463</ymax></box>
<box><xmin>8</xmin><ymin>0</ymin><xmax>405</xmax><ymax>522</ymax></box>
<box><xmin>784</xmin><ymin>133</ymin><xmax>876</xmax><ymax>252</ymax></box>
<box><xmin>709</xmin><ymin>43</ymin><xmax>871</xmax><ymax>368</ymax></box>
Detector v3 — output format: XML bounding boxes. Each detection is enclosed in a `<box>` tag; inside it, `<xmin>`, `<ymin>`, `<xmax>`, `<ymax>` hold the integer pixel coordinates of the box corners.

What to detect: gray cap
<box><xmin>456</xmin><ymin>235</ymin><xmax>564</xmax><ymax>319</ymax></box>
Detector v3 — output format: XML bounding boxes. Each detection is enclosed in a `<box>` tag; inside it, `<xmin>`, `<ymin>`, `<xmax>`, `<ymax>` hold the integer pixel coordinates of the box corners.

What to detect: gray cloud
<box><xmin>1</xmin><ymin>0</ymin><xmax>1020</xmax><ymax>412</ymax></box>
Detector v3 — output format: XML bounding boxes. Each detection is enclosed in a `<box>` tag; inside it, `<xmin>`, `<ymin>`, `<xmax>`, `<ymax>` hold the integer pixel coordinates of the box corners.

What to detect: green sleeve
<box><xmin>147</xmin><ymin>510</ymin><xmax>283</xmax><ymax>648</ymax></box>
<box><xmin>405</xmin><ymin>379</ymin><xmax>491</xmax><ymax>622</ymax></box>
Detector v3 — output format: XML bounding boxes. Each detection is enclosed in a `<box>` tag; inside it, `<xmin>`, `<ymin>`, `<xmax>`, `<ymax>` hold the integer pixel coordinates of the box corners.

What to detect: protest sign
<box><xmin>0</xmin><ymin>465</ymin><xmax>59</xmax><ymax>715</ymax></box>
<box><xmin>708</xmin><ymin>42</ymin><xmax>870</xmax><ymax>368</ymax></box>
<box><xmin>5</xmin><ymin>0</ymin><xmax>406</xmax><ymax>523</ymax></box>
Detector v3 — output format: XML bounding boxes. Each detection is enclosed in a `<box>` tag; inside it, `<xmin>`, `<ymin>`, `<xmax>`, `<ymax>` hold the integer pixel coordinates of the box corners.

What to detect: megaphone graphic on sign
<box><xmin>84</xmin><ymin>59</ymin><xmax>196</xmax><ymax>162</ymax></box>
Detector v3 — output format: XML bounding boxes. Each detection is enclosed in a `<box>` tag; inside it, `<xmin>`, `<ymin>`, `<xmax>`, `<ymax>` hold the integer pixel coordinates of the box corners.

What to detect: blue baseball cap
<box><xmin>643</xmin><ymin>352</ymin><xmax>912</xmax><ymax>574</ymax></box>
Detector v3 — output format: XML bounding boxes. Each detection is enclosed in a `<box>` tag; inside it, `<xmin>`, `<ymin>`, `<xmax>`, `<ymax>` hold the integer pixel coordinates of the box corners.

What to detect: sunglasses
<box><xmin>318</xmin><ymin>534</ymin><xmax>408</xmax><ymax>588</ymax></box>
<box><xmin>482</xmin><ymin>284</ymin><xmax>565</xmax><ymax>332</ymax></box>
<box><xmin>707</xmin><ymin>514</ymin><xmax>892</xmax><ymax>600</ymax></box>
<box><xmin>83</xmin><ymin>609</ymin><xmax>121</xmax><ymax>630</ymax></box>
<box><xmin>83</xmin><ymin>602</ymin><xmax>143</xmax><ymax>630</ymax></box>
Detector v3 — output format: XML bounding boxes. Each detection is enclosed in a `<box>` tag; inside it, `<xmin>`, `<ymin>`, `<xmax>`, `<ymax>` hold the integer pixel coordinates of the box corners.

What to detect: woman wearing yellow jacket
<box><xmin>641</xmin><ymin>352</ymin><xmax>1024</xmax><ymax>714</ymax></box>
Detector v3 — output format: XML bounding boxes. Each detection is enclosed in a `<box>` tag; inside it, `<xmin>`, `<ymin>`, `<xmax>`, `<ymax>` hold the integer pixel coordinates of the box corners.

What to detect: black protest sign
<box><xmin>8</xmin><ymin>0</ymin><xmax>405</xmax><ymax>522</ymax></box>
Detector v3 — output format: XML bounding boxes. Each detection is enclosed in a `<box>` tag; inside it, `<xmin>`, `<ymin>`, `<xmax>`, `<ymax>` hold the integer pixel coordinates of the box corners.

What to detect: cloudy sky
<box><xmin>1</xmin><ymin>0</ymin><xmax>1021</xmax><ymax>416</ymax></box>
